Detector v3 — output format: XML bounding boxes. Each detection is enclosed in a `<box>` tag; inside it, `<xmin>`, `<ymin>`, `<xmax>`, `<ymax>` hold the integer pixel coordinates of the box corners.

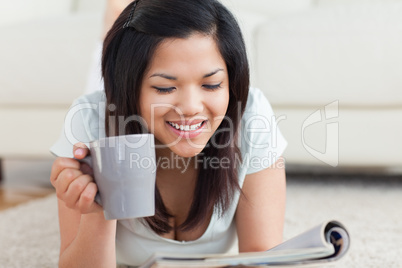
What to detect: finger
<box><xmin>80</xmin><ymin>163</ymin><xmax>94</xmax><ymax>176</ymax></box>
<box><xmin>72</xmin><ymin>142</ymin><xmax>93</xmax><ymax>175</ymax></box>
<box><xmin>50</xmin><ymin>157</ymin><xmax>80</xmax><ymax>187</ymax></box>
<box><xmin>73</xmin><ymin>142</ymin><xmax>90</xmax><ymax>159</ymax></box>
<box><xmin>64</xmin><ymin>174</ymin><xmax>94</xmax><ymax>209</ymax></box>
<box><xmin>55</xmin><ymin>168</ymin><xmax>83</xmax><ymax>200</ymax></box>
<box><xmin>78</xmin><ymin>182</ymin><xmax>102</xmax><ymax>214</ymax></box>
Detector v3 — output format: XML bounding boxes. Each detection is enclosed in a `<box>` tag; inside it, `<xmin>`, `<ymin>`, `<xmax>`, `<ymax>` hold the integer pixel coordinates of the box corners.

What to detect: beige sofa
<box><xmin>1</xmin><ymin>0</ymin><xmax>402</xmax><ymax>180</ymax></box>
<box><xmin>0</xmin><ymin>0</ymin><xmax>105</xmax><ymax>180</ymax></box>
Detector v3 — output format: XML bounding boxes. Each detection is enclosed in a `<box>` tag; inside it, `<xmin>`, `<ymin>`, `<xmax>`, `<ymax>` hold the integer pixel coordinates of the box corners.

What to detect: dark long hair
<box><xmin>102</xmin><ymin>0</ymin><xmax>249</xmax><ymax>233</ymax></box>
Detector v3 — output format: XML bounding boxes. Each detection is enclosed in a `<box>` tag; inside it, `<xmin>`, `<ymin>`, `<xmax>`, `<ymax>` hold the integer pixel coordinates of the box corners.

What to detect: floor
<box><xmin>0</xmin><ymin>159</ymin><xmax>55</xmax><ymax>211</ymax></box>
<box><xmin>1</xmin><ymin>159</ymin><xmax>401</xmax><ymax>267</ymax></box>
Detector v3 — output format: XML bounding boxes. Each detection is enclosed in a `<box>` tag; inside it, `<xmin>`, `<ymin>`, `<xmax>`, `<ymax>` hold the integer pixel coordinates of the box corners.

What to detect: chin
<box><xmin>171</xmin><ymin>145</ymin><xmax>205</xmax><ymax>158</ymax></box>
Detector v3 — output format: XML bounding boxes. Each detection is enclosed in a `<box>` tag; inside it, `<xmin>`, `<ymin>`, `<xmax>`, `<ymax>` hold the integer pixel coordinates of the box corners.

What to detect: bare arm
<box><xmin>50</xmin><ymin>145</ymin><xmax>117</xmax><ymax>267</ymax></box>
<box><xmin>57</xmin><ymin>203</ymin><xmax>117</xmax><ymax>268</ymax></box>
<box><xmin>235</xmin><ymin>157</ymin><xmax>286</xmax><ymax>252</ymax></box>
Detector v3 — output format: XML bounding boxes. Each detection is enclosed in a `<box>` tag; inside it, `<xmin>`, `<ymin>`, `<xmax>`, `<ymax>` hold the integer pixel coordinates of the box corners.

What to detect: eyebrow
<box><xmin>149</xmin><ymin>68</ymin><xmax>224</xmax><ymax>80</ymax></box>
<box><xmin>149</xmin><ymin>73</ymin><xmax>177</xmax><ymax>80</ymax></box>
<box><xmin>203</xmin><ymin>68</ymin><xmax>224</xmax><ymax>78</ymax></box>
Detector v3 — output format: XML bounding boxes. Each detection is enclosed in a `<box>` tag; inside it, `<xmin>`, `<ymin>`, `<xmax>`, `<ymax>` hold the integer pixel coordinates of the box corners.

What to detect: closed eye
<box><xmin>203</xmin><ymin>82</ymin><xmax>222</xmax><ymax>90</ymax></box>
<box><xmin>152</xmin><ymin>86</ymin><xmax>176</xmax><ymax>93</ymax></box>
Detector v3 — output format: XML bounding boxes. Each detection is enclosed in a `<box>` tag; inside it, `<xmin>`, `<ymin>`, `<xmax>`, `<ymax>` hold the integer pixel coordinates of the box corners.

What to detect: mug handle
<box><xmin>76</xmin><ymin>156</ymin><xmax>102</xmax><ymax>206</ymax></box>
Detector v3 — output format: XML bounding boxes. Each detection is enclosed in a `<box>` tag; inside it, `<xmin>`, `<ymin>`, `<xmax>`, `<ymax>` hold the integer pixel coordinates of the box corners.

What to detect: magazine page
<box><xmin>270</xmin><ymin>221</ymin><xmax>335</xmax><ymax>252</ymax></box>
<box><xmin>268</xmin><ymin>220</ymin><xmax>350</xmax><ymax>265</ymax></box>
<box><xmin>139</xmin><ymin>220</ymin><xmax>350</xmax><ymax>268</ymax></box>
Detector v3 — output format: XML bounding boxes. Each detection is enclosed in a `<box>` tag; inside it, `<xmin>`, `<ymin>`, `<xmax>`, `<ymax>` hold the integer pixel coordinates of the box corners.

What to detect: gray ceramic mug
<box><xmin>80</xmin><ymin>134</ymin><xmax>156</xmax><ymax>220</ymax></box>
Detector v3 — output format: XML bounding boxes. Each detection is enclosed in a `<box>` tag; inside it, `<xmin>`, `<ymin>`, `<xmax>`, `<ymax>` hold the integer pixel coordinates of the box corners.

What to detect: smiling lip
<box><xmin>166</xmin><ymin>120</ymin><xmax>207</xmax><ymax>138</ymax></box>
<box><xmin>167</xmin><ymin>119</ymin><xmax>205</xmax><ymax>125</ymax></box>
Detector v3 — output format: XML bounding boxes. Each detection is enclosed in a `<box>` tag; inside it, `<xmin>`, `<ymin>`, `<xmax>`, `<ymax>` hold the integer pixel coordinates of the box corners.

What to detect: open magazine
<box><xmin>139</xmin><ymin>220</ymin><xmax>350</xmax><ymax>268</ymax></box>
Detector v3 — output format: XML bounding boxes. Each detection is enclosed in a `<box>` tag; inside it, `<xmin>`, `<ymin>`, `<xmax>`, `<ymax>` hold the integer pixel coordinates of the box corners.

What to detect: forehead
<box><xmin>146</xmin><ymin>33</ymin><xmax>226</xmax><ymax>73</ymax></box>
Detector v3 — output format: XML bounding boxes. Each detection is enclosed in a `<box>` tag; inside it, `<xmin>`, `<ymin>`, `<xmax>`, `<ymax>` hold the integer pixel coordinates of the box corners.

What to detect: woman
<box><xmin>50</xmin><ymin>0</ymin><xmax>287</xmax><ymax>267</ymax></box>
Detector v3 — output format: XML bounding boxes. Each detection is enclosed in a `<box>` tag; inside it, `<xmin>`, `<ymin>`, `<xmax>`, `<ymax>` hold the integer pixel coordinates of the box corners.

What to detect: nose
<box><xmin>175</xmin><ymin>86</ymin><xmax>204</xmax><ymax>117</ymax></box>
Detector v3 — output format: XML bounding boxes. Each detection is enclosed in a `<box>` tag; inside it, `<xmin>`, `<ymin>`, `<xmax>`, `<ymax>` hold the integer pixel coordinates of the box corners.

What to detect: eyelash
<box><xmin>203</xmin><ymin>82</ymin><xmax>222</xmax><ymax>90</ymax></box>
<box><xmin>153</xmin><ymin>86</ymin><xmax>175</xmax><ymax>93</ymax></box>
<box><xmin>153</xmin><ymin>83</ymin><xmax>222</xmax><ymax>94</ymax></box>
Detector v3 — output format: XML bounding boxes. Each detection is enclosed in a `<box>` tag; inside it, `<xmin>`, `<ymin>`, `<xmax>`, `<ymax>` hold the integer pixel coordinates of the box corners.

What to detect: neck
<box><xmin>155</xmin><ymin>148</ymin><xmax>197</xmax><ymax>175</ymax></box>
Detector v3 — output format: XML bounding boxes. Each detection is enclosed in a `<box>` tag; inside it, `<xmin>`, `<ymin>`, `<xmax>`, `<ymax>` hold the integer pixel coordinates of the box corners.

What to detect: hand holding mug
<box><xmin>51</xmin><ymin>134</ymin><xmax>156</xmax><ymax>220</ymax></box>
<box><xmin>50</xmin><ymin>143</ymin><xmax>102</xmax><ymax>215</ymax></box>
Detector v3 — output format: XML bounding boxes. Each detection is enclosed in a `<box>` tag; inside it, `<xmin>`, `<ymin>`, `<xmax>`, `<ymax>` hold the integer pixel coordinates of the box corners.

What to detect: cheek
<box><xmin>139</xmin><ymin>101</ymin><xmax>172</xmax><ymax>131</ymax></box>
<box><xmin>209</xmin><ymin>89</ymin><xmax>230</xmax><ymax>116</ymax></box>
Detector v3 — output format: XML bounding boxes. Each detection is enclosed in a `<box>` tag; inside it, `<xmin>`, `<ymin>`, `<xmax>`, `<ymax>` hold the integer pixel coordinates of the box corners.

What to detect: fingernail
<box><xmin>75</xmin><ymin>148</ymin><xmax>84</xmax><ymax>156</ymax></box>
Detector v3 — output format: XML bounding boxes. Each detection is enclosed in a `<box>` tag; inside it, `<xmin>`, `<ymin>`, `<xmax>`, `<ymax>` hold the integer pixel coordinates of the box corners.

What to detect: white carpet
<box><xmin>285</xmin><ymin>175</ymin><xmax>402</xmax><ymax>268</ymax></box>
<box><xmin>0</xmin><ymin>194</ymin><xmax>60</xmax><ymax>267</ymax></box>
<box><xmin>0</xmin><ymin>175</ymin><xmax>401</xmax><ymax>267</ymax></box>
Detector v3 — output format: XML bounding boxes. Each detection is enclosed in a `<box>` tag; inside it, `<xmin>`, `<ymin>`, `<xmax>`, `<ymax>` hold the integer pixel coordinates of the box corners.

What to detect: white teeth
<box><xmin>168</xmin><ymin>121</ymin><xmax>203</xmax><ymax>131</ymax></box>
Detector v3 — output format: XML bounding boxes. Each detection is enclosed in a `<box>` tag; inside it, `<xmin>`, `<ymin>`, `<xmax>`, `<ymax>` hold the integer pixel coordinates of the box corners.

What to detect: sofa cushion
<box><xmin>220</xmin><ymin>0</ymin><xmax>312</xmax><ymax>15</ymax></box>
<box><xmin>73</xmin><ymin>0</ymin><xmax>106</xmax><ymax>13</ymax></box>
<box><xmin>0</xmin><ymin>12</ymin><xmax>102</xmax><ymax>106</ymax></box>
<box><xmin>0</xmin><ymin>107</ymin><xmax>68</xmax><ymax>157</ymax></box>
<box><xmin>255</xmin><ymin>3</ymin><xmax>402</xmax><ymax>106</ymax></box>
<box><xmin>227</xmin><ymin>10</ymin><xmax>268</xmax><ymax>86</ymax></box>
<box><xmin>316</xmin><ymin>0</ymin><xmax>402</xmax><ymax>7</ymax></box>
<box><xmin>0</xmin><ymin>0</ymin><xmax>72</xmax><ymax>27</ymax></box>
<box><xmin>275</xmin><ymin>106</ymin><xmax>402</xmax><ymax>167</ymax></box>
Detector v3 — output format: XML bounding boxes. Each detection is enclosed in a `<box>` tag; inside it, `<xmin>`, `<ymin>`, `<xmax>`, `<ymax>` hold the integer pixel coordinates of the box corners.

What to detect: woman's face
<box><xmin>139</xmin><ymin>33</ymin><xmax>230</xmax><ymax>158</ymax></box>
